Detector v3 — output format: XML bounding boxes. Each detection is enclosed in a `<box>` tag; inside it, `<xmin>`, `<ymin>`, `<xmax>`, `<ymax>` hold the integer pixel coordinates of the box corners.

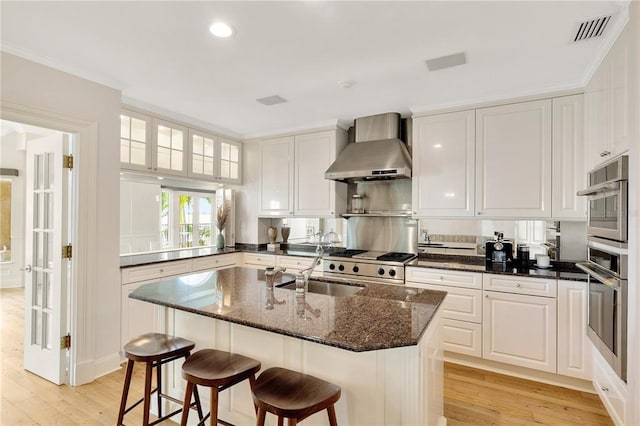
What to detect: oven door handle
<box><xmin>576</xmin><ymin>181</ymin><xmax>621</xmax><ymax>196</ymax></box>
<box><xmin>576</xmin><ymin>262</ymin><xmax>621</xmax><ymax>288</ymax></box>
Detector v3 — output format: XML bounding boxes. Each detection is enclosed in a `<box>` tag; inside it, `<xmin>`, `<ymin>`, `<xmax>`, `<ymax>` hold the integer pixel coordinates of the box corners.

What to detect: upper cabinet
<box><xmin>120</xmin><ymin>108</ymin><xmax>242</xmax><ymax>184</ymax></box>
<box><xmin>259</xmin><ymin>129</ymin><xmax>348</xmax><ymax>217</ymax></box>
<box><xmin>475</xmin><ymin>99</ymin><xmax>552</xmax><ymax>218</ymax></box>
<box><xmin>188</xmin><ymin>128</ymin><xmax>242</xmax><ymax>184</ymax></box>
<box><xmin>412</xmin><ymin>110</ymin><xmax>475</xmax><ymax>217</ymax></box>
<box><xmin>584</xmin><ymin>20</ymin><xmax>632</xmax><ymax>169</ymax></box>
<box><xmin>552</xmin><ymin>95</ymin><xmax>586</xmax><ymax>219</ymax></box>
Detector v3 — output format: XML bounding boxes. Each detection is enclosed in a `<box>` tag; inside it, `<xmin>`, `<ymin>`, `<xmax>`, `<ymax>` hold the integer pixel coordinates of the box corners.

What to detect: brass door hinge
<box><xmin>63</xmin><ymin>155</ymin><xmax>74</xmax><ymax>169</ymax></box>
<box><xmin>62</xmin><ymin>244</ymin><xmax>72</xmax><ymax>259</ymax></box>
<box><xmin>61</xmin><ymin>333</ymin><xmax>71</xmax><ymax>350</ymax></box>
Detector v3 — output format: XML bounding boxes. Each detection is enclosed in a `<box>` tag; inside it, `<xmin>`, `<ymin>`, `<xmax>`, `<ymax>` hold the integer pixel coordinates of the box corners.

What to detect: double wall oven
<box><xmin>577</xmin><ymin>155</ymin><xmax>628</xmax><ymax>381</ymax></box>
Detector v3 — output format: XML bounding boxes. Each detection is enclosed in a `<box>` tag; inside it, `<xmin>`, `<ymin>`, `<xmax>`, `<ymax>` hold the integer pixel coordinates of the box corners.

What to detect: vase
<box><xmin>281</xmin><ymin>226</ymin><xmax>290</xmax><ymax>244</ymax></box>
<box><xmin>216</xmin><ymin>232</ymin><xmax>225</xmax><ymax>249</ymax></box>
<box><xmin>267</xmin><ymin>227</ymin><xmax>277</xmax><ymax>244</ymax></box>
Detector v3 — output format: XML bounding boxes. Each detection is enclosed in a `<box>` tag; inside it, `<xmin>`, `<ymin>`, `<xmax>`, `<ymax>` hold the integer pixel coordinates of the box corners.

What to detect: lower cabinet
<box><xmin>276</xmin><ymin>255</ymin><xmax>322</xmax><ymax>277</ymax></box>
<box><xmin>593</xmin><ymin>349</ymin><xmax>627</xmax><ymax>426</ymax></box>
<box><xmin>557</xmin><ymin>280</ymin><xmax>592</xmax><ymax>380</ymax></box>
<box><xmin>482</xmin><ymin>289</ymin><xmax>557</xmax><ymax>373</ymax></box>
<box><xmin>241</xmin><ymin>253</ymin><xmax>276</xmax><ymax>269</ymax></box>
<box><xmin>406</xmin><ymin>267</ymin><xmax>483</xmax><ymax>357</ymax></box>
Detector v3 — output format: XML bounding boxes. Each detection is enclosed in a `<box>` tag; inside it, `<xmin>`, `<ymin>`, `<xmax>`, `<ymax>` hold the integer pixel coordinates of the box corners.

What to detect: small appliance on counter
<box><xmin>485</xmin><ymin>232</ymin><xmax>513</xmax><ymax>265</ymax></box>
<box><xmin>516</xmin><ymin>244</ymin><xmax>530</xmax><ymax>268</ymax></box>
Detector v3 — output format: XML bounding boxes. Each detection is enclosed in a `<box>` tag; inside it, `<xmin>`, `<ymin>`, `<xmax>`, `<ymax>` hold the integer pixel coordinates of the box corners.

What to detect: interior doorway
<box><xmin>0</xmin><ymin>119</ymin><xmax>75</xmax><ymax>385</ymax></box>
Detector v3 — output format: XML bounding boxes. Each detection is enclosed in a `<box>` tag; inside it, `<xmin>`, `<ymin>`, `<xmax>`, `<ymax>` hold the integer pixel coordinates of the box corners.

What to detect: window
<box><xmin>161</xmin><ymin>189</ymin><xmax>214</xmax><ymax>249</ymax></box>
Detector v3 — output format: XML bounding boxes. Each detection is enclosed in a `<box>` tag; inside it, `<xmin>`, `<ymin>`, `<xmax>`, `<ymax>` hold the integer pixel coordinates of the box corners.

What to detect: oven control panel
<box><xmin>322</xmin><ymin>259</ymin><xmax>405</xmax><ymax>284</ymax></box>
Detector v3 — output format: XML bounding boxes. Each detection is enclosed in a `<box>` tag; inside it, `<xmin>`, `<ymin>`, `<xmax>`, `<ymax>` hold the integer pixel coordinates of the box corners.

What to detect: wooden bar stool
<box><xmin>117</xmin><ymin>333</ymin><xmax>203</xmax><ymax>426</ymax></box>
<box><xmin>180</xmin><ymin>348</ymin><xmax>262</xmax><ymax>426</ymax></box>
<box><xmin>252</xmin><ymin>367</ymin><xmax>341</xmax><ymax>426</ymax></box>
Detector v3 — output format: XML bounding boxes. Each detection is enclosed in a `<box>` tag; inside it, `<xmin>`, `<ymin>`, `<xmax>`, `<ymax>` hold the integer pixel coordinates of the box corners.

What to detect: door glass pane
<box><xmin>121</xmin><ymin>139</ymin><xmax>130</xmax><ymax>163</ymax></box>
<box><xmin>172</xmin><ymin>129</ymin><xmax>183</xmax><ymax>151</ymax></box>
<box><xmin>204</xmin><ymin>139</ymin><xmax>215</xmax><ymax>157</ymax></box>
<box><xmin>179</xmin><ymin>195</ymin><xmax>193</xmax><ymax>248</ymax></box>
<box><xmin>44</xmin><ymin>272</ymin><xmax>52</xmax><ymax>309</ymax></box>
<box><xmin>44</xmin><ymin>311</ymin><xmax>52</xmax><ymax>349</ymax></box>
<box><xmin>221</xmin><ymin>143</ymin><xmax>230</xmax><ymax>160</ymax></box>
<box><xmin>47</xmin><ymin>152</ymin><xmax>54</xmax><ymax>189</ymax></box>
<box><xmin>35</xmin><ymin>154</ymin><xmax>43</xmax><ymax>190</ymax></box>
<box><xmin>120</xmin><ymin>115</ymin><xmax>130</xmax><ymax>138</ymax></box>
<box><xmin>131</xmin><ymin>141</ymin><xmax>146</xmax><ymax>165</ymax></box>
<box><xmin>198</xmin><ymin>197</ymin><xmax>212</xmax><ymax>246</ymax></box>
<box><xmin>45</xmin><ymin>193</ymin><xmax>53</xmax><ymax>229</ymax></box>
<box><xmin>33</xmin><ymin>193</ymin><xmax>40</xmax><ymax>229</ymax></box>
<box><xmin>46</xmin><ymin>231</ymin><xmax>54</xmax><ymax>270</ymax></box>
<box><xmin>34</xmin><ymin>231</ymin><xmax>43</xmax><ymax>268</ymax></box>
<box><xmin>192</xmin><ymin>157</ymin><xmax>203</xmax><ymax>174</ymax></box>
<box><xmin>34</xmin><ymin>271</ymin><xmax>44</xmax><ymax>307</ymax></box>
<box><xmin>158</xmin><ymin>126</ymin><xmax>171</xmax><ymax>147</ymax></box>
<box><xmin>193</xmin><ymin>135</ymin><xmax>203</xmax><ymax>155</ymax></box>
<box><xmin>32</xmin><ymin>310</ymin><xmax>42</xmax><ymax>346</ymax></box>
<box><xmin>157</xmin><ymin>147</ymin><xmax>171</xmax><ymax>169</ymax></box>
<box><xmin>172</xmin><ymin>151</ymin><xmax>183</xmax><ymax>171</ymax></box>
<box><xmin>131</xmin><ymin>118</ymin><xmax>146</xmax><ymax>141</ymax></box>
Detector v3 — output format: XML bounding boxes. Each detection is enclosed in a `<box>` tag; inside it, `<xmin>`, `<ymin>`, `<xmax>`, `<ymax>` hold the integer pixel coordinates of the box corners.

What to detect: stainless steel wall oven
<box><xmin>577</xmin><ymin>155</ymin><xmax>629</xmax><ymax>382</ymax></box>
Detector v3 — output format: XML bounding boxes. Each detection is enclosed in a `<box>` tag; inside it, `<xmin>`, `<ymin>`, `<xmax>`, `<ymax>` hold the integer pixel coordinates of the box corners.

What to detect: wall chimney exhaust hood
<box><xmin>325</xmin><ymin>112</ymin><xmax>412</xmax><ymax>182</ymax></box>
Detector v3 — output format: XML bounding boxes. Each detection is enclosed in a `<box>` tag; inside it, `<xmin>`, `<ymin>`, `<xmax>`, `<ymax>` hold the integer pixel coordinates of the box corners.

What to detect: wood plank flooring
<box><xmin>1</xmin><ymin>288</ymin><xmax>613</xmax><ymax>425</ymax></box>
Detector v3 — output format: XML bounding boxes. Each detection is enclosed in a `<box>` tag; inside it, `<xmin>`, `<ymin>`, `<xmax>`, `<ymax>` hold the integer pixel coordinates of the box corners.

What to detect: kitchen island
<box><xmin>130</xmin><ymin>267</ymin><xmax>446</xmax><ymax>426</ymax></box>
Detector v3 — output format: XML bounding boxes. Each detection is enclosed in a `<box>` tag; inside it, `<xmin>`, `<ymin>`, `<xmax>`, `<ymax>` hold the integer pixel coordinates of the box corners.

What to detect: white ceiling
<box><xmin>0</xmin><ymin>1</ymin><xmax>630</xmax><ymax>139</ymax></box>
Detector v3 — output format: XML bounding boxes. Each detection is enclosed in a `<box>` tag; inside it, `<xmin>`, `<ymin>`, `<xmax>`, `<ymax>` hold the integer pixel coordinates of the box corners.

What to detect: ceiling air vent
<box><xmin>256</xmin><ymin>95</ymin><xmax>287</xmax><ymax>106</ymax></box>
<box><xmin>573</xmin><ymin>16</ymin><xmax>611</xmax><ymax>42</ymax></box>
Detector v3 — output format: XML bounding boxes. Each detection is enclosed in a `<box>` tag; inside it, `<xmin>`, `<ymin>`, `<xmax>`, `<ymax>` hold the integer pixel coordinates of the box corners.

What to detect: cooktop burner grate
<box><xmin>376</xmin><ymin>252</ymin><xmax>416</xmax><ymax>262</ymax></box>
<box><xmin>329</xmin><ymin>249</ymin><xmax>367</xmax><ymax>258</ymax></box>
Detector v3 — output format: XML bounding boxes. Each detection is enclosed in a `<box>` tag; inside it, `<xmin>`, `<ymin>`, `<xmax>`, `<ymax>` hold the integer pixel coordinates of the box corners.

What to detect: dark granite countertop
<box><xmin>120</xmin><ymin>247</ymin><xmax>241</xmax><ymax>268</ymax></box>
<box><xmin>129</xmin><ymin>267</ymin><xmax>446</xmax><ymax>352</ymax></box>
<box><xmin>408</xmin><ymin>254</ymin><xmax>588</xmax><ymax>282</ymax></box>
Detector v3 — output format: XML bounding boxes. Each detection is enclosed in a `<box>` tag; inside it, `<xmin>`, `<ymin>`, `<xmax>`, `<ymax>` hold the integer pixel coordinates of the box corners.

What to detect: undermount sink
<box><xmin>278</xmin><ymin>280</ymin><xmax>364</xmax><ymax>297</ymax></box>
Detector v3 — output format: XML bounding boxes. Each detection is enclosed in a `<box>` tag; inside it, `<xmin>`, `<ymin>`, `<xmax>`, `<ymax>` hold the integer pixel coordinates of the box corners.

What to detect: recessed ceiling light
<box><xmin>209</xmin><ymin>22</ymin><xmax>234</xmax><ymax>38</ymax></box>
<box><xmin>256</xmin><ymin>95</ymin><xmax>287</xmax><ymax>106</ymax></box>
<box><xmin>338</xmin><ymin>80</ymin><xmax>355</xmax><ymax>89</ymax></box>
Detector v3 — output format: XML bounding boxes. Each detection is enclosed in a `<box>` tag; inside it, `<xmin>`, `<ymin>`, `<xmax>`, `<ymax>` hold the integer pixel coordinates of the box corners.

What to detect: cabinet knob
<box><xmin>485</xmin><ymin>293</ymin><xmax>489</xmax><ymax>298</ymax></box>
<box><xmin>477</xmin><ymin>212</ymin><xmax>482</xmax><ymax>215</ymax></box>
<box><xmin>440</xmin><ymin>276</ymin><xmax>444</xmax><ymax>281</ymax></box>
<box><xmin>159</xmin><ymin>268</ymin><xmax>164</xmax><ymax>273</ymax></box>
<box><xmin>601</xmin><ymin>386</ymin><xmax>609</xmax><ymax>392</ymax></box>
<box><xmin>600</xmin><ymin>151</ymin><xmax>611</xmax><ymax>157</ymax></box>
<box><xmin>147</xmin><ymin>166</ymin><xmax>152</xmax><ymax>170</ymax></box>
<box><xmin>516</xmin><ymin>283</ymin><xmax>521</xmax><ymax>288</ymax></box>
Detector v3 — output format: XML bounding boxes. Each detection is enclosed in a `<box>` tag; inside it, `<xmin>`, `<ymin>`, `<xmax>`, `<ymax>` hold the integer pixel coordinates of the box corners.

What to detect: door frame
<box><xmin>1</xmin><ymin>101</ymin><xmax>98</xmax><ymax>386</ymax></box>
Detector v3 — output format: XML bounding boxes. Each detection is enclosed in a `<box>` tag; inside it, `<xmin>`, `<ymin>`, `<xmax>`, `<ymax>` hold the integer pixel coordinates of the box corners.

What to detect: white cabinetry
<box><xmin>552</xmin><ymin>95</ymin><xmax>586</xmax><ymax>219</ymax></box>
<box><xmin>259</xmin><ymin>130</ymin><xmax>347</xmax><ymax>217</ymax></box>
<box><xmin>557</xmin><ymin>280</ymin><xmax>592</xmax><ymax>380</ymax></box>
<box><xmin>406</xmin><ymin>267</ymin><xmax>483</xmax><ymax>357</ymax></box>
<box><xmin>482</xmin><ymin>274</ymin><xmax>557</xmax><ymax>373</ymax></box>
<box><xmin>192</xmin><ymin>253</ymin><xmax>240</xmax><ymax>272</ymax></box>
<box><xmin>412</xmin><ymin>111</ymin><xmax>475</xmax><ymax>217</ymax></box>
<box><xmin>593</xmin><ymin>350</ymin><xmax>627</xmax><ymax>426</ymax></box>
<box><xmin>120</xmin><ymin>109</ymin><xmax>153</xmax><ymax>172</ymax></box>
<box><xmin>187</xmin><ymin>129</ymin><xmax>242</xmax><ymax>184</ymax></box>
<box><xmin>153</xmin><ymin>118</ymin><xmax>189</xmax><ymax>177</ymax></box>
<box><xmin>475</xmin><ymin>99</ymin><xmax>552</xmax><ymax>218</ymax></box>
<box><xmin>584</xmin><ymin>19</ymin><xmax>632</xmax><ymax>169</ymax></box>
<box><xmin>242</xmin><ymin>253</ymin><xmax>276</xmax><ymax>269</ymax></box>
<box><xmin>276</xmin><ymin>255</ymin><xmax>321</xmax><ymax>276</ymax></box>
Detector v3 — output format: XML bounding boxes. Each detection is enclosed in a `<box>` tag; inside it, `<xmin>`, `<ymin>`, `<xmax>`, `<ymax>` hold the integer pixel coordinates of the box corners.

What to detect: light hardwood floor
<box><xmin>1</xmin><ymin>288</ymin><xmax>613</xmax><ymax>425</ymax></box>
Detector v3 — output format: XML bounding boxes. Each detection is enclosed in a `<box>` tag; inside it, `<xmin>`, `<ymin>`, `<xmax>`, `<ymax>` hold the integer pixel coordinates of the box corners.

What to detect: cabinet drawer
<box><xmin>121</xmin><ymin>259</ymin><xmax>192</xmax><ymax>284</ymax></box>
<box><xmin>192</xmin><ymin>253</ymin><xmax>240</xmax><ymax>271</ymax></box>
<box><xmin>483</xmin><ymin>274</ymin><xmax>556</xmax><ymax>297</ymax></box>
<box><xmin>442</xmin><ymin>318</ymin><xmax>482</xmax><ymax>358</ymax></box>
<box><xmin>408</xmin><ymin>282</ymin><xmax>482</xmax><ymax>323</ymax></box>
<box><xmin>242</xmin><ymin>253</ymin><xmax>276</xmax><ymax>267</ymax></box>
<box><xmin>276</xmin><ymin>255</ymin><xmax>313</xmax><ymax>270</ymax></box>
<box><xmin>593</xmin><ymin>352</ymin><xmax>626</xmax><ymax>426</ymax></box>
<box><xmin>406</xmin><ymin>267</ymin><xmax>482</xmax><ymax>289</ymax></box>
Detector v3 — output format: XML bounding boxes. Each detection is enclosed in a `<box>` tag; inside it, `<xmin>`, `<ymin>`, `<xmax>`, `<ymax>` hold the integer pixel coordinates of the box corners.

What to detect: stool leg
<box><xmin>327</xmin><ymin>405</ymin><xmax>338</xmax><ymax>426</ymax></box>
<box><xmin>180</xmin><ymin>381</ymin><xmax>194</xmax><ymax>426</ymax></box>
<box><xmin>193</xmin><ymin>383</ymin><xmax>204</xmax><ymax>421</ymax></box>
<box><xmin>143</xmin><ymin>361</ymin><xmax>153</xmax><ymax>426</ymax></box>
<box><xmin>287</xmin><ymin>418</ymin><xmax>297</xmax><ymax>426</ymax></box>
<box><xmin>209</xmin><ymin>387</ymin><xmax>219</xmax><ymax>426</ymax></box>
<box><xmin>156</xmin><ymin>360</ymin><xmax>163</xmax><ymax>418</ymax></box>
<box><xmin>117</xmin><ymin>360</ymin><xmax>135</xmax><ymax>426</ymax></box>
<box><xmin>277</xmin><ymin>416</ymin><xmax>284</xmax><ymax>426</ymax></box>
<box><xmin>249</xmin><ymin>374</ymin><xmax>257</xmax><ymax>414</ymax></box>
<box><xmin>256</xmin><ymin>407</ymin><xmax>267</xmax><ymax>426</ymax></box>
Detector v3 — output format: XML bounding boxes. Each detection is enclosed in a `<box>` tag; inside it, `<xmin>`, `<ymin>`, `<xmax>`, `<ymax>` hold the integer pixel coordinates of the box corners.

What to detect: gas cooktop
<box><xmin>327</xmin><ymin>250</ymin><xmax>416</xmax><ymax>263</ymax></box>
<box><xmin>323</xmin><ymin>250</ymin><xmax>416</xmax><ymax>284</ymax></box>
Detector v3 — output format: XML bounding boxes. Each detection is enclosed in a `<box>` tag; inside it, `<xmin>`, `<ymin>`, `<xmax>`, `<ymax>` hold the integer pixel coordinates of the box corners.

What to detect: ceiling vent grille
<box><xmin>573</xmin><ymin>16</ymin><xmax>611</xmax><ymax>42</ymax></box>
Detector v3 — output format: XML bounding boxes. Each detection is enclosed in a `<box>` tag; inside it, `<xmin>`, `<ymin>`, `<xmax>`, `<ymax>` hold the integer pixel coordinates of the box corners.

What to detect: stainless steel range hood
<box><xmin>325</xmin><ymin>112</ymin><xmax>411</xmax><ymax>182</ymax></box>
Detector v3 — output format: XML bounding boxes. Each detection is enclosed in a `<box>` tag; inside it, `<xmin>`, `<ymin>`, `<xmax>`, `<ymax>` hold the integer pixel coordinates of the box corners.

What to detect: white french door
<box><xmin>23</xmin><ymin>133</ymin><xmax>71</xmax><ymax>385</ymax></box>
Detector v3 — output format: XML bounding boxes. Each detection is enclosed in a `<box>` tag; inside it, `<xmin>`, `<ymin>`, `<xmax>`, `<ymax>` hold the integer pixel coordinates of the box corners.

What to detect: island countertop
<box><xmin>129</xmin><ymin>267</ymin><xmax>446</xmax><ymax>352</ymax></box>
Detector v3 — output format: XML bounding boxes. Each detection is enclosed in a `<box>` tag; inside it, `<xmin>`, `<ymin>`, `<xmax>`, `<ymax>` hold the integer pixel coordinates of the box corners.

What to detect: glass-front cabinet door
<box><xmin>219</xmin><ymin>139</ymin><xmax>241</xmax><ymax>184</ymax></box>
<box><xmin>153</xmin><ymin>118</ymin><xmax>188</xmax><ymax>176</ymax></box>
<box><xmin>120</xmin><ymin>109</ymin><xmax>153</xmax><ymax>171</ymax></box>
<box><xmin>188</xmin><ymin>129</ymin><xmax>219</xmax><ymax>180</ymax></box>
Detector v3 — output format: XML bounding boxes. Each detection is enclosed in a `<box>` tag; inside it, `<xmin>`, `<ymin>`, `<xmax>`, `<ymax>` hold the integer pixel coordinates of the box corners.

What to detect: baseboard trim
<box><xmin>445</xmin><ymin>352</ymin><xmax>596</xmax><ymax>393</ymax></box>
<box><xmin>73</xmin><ymin>352</ymin><xmax>121</xmax><ymax>386</ymax></box>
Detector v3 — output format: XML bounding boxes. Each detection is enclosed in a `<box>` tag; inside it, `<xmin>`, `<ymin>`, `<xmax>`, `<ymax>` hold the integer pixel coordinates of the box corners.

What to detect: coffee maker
<box><xmin>485</xmin><ymin>232</ymin><xmax>514</xmax><ymax>265</ymax></box>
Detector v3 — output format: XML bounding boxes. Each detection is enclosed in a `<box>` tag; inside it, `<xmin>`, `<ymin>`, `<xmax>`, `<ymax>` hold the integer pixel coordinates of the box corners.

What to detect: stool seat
<box><xmin>117</xmin><ymin>333</ymin><xmax>202</xmax><ymax>426</ymax></box>
<box><xmin>252</xmin><ymin>367</ymin><xmax>341</xmax><ymax>426</ymax></box>
<box><xmin>122</xmin><ymin>332</ymin><xmax>196</xmax><ymax>362</ymax></box>
<box><xmin>180</xmin><ymin>349</ymin><xmax>261</xmax><ymax>426</ymax></box>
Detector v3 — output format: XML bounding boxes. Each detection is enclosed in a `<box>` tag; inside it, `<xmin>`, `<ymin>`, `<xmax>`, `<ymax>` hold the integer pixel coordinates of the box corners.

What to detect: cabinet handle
<box><xmin>477</xmin><ymin>212</ymin><xmax>482</xmax><ymax>215</ymax></box>
<box><xmin>440</xmin><ymin>276</ymin><xmax>444</xmax><ymax>281</ymax></box>
<box><xmin>601</xmin><ymin>386</ymin><xmax>609</xmax><ymax>392</ymax></box>
<box><xmin>147</xmin><ymin>166</ymin><xmax>152</xmax><ymax>170</ymax></box>
<box><xmin>516</xmin><ymin>283</ymin><xmax>521</xmax><ymax>288</ymax></box>
<box><xmin>485</xmin><ymin>293</ymin><xmax>489</xmax><ymax>298</ymax></box>
<box><xmin>600</xmin><ymin>151</ymin><xmax>611</xmax><ymax>157</ymax></box>
<box><xmin>159</xmin><ymin>268</ymin><xmax>164</xmax><ymax>273</ymax></box>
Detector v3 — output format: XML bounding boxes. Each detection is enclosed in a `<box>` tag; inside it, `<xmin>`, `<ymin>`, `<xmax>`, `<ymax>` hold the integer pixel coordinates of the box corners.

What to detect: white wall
<box><xmin>1</xmin><ymin>52</ymin><xmax>122</xmax><ymax>382</ymax></box>
<box><xmin>0</xmin><ymin>132</ymin><xmax>26</xmax><ymax>288</ymax></box>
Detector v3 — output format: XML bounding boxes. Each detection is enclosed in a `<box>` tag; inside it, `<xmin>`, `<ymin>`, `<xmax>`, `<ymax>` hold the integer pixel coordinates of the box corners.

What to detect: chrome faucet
<box><xmin>264</xmin><ymin>266</ymin><xmax>286</xmax><ymax>288</ymax></box>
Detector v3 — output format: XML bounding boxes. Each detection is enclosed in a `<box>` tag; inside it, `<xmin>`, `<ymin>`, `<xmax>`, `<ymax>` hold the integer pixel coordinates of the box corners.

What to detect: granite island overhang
<box><xmin>129</xmin><ymin>266</ymin><xmax>447</xmax><ymax>425</ymax></box>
